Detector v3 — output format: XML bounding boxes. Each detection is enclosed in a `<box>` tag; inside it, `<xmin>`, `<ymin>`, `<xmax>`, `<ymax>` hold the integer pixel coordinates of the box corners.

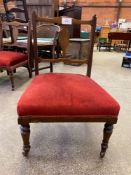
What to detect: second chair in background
<box><xmin>0</xmin><ymin>20</ymin><xmax>32</xmax><ymax>90</ymax></box>
<box><xmin>32</xmin><ymin>23</ymin><xmax>60</xmax><ymax>73</ymax></box>
<box><xmin>97</xmin><ymin>37</ymin><xmax>112</xmax><ymax>51</ymax></box>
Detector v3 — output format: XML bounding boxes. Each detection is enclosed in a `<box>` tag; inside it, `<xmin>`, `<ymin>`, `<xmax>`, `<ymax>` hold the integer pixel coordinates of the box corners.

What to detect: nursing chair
<box><xmin>0</xmin><ymin>20</ymin><xmax>32</xmax><ymax>90</ymax></box>
<box><xmin>17</xmin><ymin>12</ymin><xmax>120</xmax><ymax>158</ymax></box>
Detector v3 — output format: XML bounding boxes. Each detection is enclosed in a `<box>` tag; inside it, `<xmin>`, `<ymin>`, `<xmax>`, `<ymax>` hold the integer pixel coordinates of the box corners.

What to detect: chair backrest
<box><xmin>0</xmin><ymin>20</ymin><xmax>31</xmax><ymax>58</ymax></box>
<box><xmin>36</xmin><ymin>24</ymin><xmax>60</xmax><ymax>39</ymax></box>
<box><xmin>34</xmin><ymin>23</ymin><xmax>61</xmax><ymax>70</ymax></box>
<box><xmin>3</xmin><ymin>0</ymin><xmax>29</xmax><ymax>23</ymax></box>
<box><xmin>32</xmin><ymin>11</ymin><xmax>96</xmax><ymax>77</ymax></box>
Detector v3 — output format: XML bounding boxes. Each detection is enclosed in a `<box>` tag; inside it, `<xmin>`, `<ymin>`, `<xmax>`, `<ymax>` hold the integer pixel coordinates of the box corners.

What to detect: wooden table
<box><xmin>108</xmin><ymin>32</ymin><xmax>131</xmax><ymax>49</ymax></box>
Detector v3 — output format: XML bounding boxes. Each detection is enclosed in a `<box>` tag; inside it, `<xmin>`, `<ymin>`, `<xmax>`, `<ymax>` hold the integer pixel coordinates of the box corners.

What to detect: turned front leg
<box><xmin>20</xmin><ymin>125</ymin><xmax>31</xmax><ymax>156</ymax></box>
<box><xmin>100</xmin><ymin>123</ymin><xmax>114</xmax><ymax>158</ymax></box>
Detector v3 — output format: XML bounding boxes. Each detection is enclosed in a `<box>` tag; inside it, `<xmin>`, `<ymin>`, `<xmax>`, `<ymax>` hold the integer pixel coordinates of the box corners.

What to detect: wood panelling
<box><xmin>59</xmin><ymin>0</ymin><xmax>131</xmax><ymax>27</ymax></box>
<box><xmin>16</xmin><ymin>0</ymin><xmax>59</xmax><ymax>21</ymax></box>
<box><xmin>0</xmin><ymin>0</ymin><xmax>131</xmax><ymax>27</ymax></box>
<box><xmin>0</xmin><ymin>0</ymin><xmax>59</xmax><ymax>18</ymax></box>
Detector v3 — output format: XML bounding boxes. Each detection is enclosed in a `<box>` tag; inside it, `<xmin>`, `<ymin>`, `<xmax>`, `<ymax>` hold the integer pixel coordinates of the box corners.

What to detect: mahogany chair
<box><xmin>0</xmin><ymin>20</ymin><xmax>32</xmax><ymax>90</ymax></box>
<box><xmin>17</xmin><ymin>12</ymin><xmax>120</xmax><ymax>158</ymax></box>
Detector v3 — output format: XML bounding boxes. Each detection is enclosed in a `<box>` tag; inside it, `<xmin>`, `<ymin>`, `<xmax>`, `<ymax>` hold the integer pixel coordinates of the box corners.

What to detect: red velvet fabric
<box><xmin>0</xmin><ymin>51</ymin><xmax>28</xmax><ymax>67</ymax></box>
<box><xmin>17</xmin><ymin>73</ymin><xmax>120</xmax><ymax>117</ymax></box>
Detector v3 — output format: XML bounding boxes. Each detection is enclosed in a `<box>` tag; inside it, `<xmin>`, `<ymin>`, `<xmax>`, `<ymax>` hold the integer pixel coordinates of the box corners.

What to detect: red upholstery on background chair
<box><xmin>0</xmin><ymin>51</ymin><xmax>27</xmax><ymax>67</ymax></box>
<box><xmin>17</xmin><ymin>12</ymin><xmax>120</xmax><ymax>158</ymax></box>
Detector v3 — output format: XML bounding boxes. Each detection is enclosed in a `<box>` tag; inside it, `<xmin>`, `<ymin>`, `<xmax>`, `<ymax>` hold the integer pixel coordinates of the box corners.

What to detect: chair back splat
<box><xmin>17</xmin><ymin>12</ymin><xmax>120</xmax><ymax>158</ymax></box>
<box><xmin>32</xmin><ymin>13</ymin><xmax>61</xmax><ymax>73</ymax></box>
<box><xmin>32</xmin><ymin>11</ymin><xmax>96</xmax><ymax>77</ymax></box>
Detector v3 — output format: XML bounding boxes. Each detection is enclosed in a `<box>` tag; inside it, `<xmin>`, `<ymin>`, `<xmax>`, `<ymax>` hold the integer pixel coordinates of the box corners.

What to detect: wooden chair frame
<box><xmin>18</xmin><ymin>12</ymin><xmax>119</xmax><ymax>158</ymax></box>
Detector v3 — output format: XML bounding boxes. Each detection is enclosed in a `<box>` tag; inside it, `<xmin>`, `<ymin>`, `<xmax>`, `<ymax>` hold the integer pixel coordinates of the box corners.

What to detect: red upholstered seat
<box><xmin>17</xmin><ymin>73</ymin><xmax>120</xmax><ymax>118</ymax></box>
<box><xmin>0</xmin><ymin>51</ymin><xmax>28</xmax><ymax>68</ymax></box>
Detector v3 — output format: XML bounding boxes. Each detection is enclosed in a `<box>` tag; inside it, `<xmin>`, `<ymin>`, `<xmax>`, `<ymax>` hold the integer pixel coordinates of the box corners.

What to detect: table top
<box><xmin>69</xmin><ymin>38</ymin><xmax>90</xmax><ymax>42</ymax></box>
<box><xmin>108</xmin><ymin>32</ymin><xmax>131</xmax><ymax>40</ymax></box>
<box><xmin>3</xmin><ymin>37</ymin><xmax>54</xmax><ymax>46</ymax></box>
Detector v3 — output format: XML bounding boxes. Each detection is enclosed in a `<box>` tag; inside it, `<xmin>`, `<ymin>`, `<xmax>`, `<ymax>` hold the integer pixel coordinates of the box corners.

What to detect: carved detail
<box><xmin>100</xmin><ymin>123</ymin><xmax>114</xmax><ymax>158</ymax></box>
<box><xmin>20</xmin><ymin>125</ymin><xmax>31</xmax><ymax>156</ymax></box>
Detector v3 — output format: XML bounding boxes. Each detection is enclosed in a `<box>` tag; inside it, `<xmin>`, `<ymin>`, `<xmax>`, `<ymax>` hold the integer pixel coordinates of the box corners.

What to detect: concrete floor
<box><xmin>0</xmin><ymin>49</ymin><xmax>131</xmax><ymax>175</ymax></box>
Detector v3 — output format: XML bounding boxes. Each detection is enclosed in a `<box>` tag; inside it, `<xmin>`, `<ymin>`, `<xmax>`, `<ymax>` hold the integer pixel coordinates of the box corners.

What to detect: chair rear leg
<box><xmin>99</xmin><ymin>45</ymin><xmax>101</xmax><ymax>52</ymax></box>
<box><xmin>50</xmin><ymin>63</ymin><xmax>53</xmax><ymax>72</ymax></box>
<box><xmin>121</xmin><ymin>58</ymin><xmax>124</xmax><ymax>67</ymax></box>
<box><xmin>9</xmin><ymin>71</ymin><xmax>15</xmax><ymax>91</ymax></box>
<box><xmin>13</xmin><ymin>69</ymin><xmax>16</xmax><ymax>73</ymax></box>
<box><xmin>7</xmin><ymin>70</ymin><xmax>9</xmax><ymax>75</ymax></box>
<box><xmin>7</xmin><ymin>69</ymin><xmax>16</xmax><ymax>75</ymax></box>
<box><xmin>20</xmin><ymin>124</ymin><xmax>31</xmax><ymax>156</ymax></box>
<box><xmin>50</xmin><ymin>47</ymin><xmax>55</xmax><ymax>72</ymax></box>
<box><xmin>100</xmin><ymin>123</ymin><xmax>114</xmax><ymax>158</ymax></box>
<box><xmin>26</xmin><ymin>63</ymin><xmax>32</xmax><ymax>78</ymax></box>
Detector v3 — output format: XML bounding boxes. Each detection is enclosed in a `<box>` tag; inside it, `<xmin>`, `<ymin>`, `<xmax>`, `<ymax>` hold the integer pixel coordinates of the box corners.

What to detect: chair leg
<box><xmin>9</xmin><ymin>71</ymin><xmax>15</xmax><ymax>91</ymax></box>
<box><xmin>121</xmin><ymin>58</ymin><xmax>125</xmax><ymax>67</ymax></box>
<box><xmin>50</xmin><ymin>63</ymin><xmax>53</xmax><ymax>72</ymax></box>
<box><xmin>99</xmin><ymin>45</ymin><xmax>101</xmax><ymax>52</ymax></box>
<box><xmin>100</xmin><ymin>123</ymin><xmax>114</xmax><ymax>158</ymax></box>
<box><xmin>26</xmin><ymin>63</ymin><xmax>32</xmax><ymax>78</ymax></box>
<box><xmin>20</xmin><ymin>124</ymin><xmax>31</xmax><ymax>156</ymax></box>
<box><xmin>97</xmin><ymin>44</ymin><xmax>99</xmax><ymax>50</ymax></box>
<box><xmin>13</xmin><ymin>69</ymin><xmax>16</xmax><ymax>73</ymax></box>
<box><xmin>50</xmin><ymin>47</ymin><xmax>55</xmax><ymax>72</ymax></box>
<box><xmin>0</xmin><ymin>68</ymin><xmax>3</xmax><ymax>72</ymax></box>
<box><xmin>7</xmin><ymin>70</ymin><xmax>9</xmax><ymax>75</ymax></box>
<box><xmin>7</xmin><ymin>69</ymin><xmax>16</xmax><ymax>75</ymax></box>
<box><xmin>109</xmin><ymin>46</ymin><xmax>111</xmax><ymax>52</ymax></box>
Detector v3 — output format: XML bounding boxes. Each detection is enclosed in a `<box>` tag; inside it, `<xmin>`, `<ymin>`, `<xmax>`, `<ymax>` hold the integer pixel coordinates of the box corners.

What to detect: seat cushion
<box><xmin>0</xmin><ymin>51</ymin><xmax>28</xmax><ymax>67</ymax></box>
<box><xmin>17</xmin><ymin>73</ymin><xmax>120</xmax><ymax>119</ymax></box>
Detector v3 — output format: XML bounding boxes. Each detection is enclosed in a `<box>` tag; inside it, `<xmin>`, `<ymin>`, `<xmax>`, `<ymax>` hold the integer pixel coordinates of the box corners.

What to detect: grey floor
<box><xmin>0</xmin><ymin>49</ymin><xmax>131</xmax><ymax>175</ymax></box>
